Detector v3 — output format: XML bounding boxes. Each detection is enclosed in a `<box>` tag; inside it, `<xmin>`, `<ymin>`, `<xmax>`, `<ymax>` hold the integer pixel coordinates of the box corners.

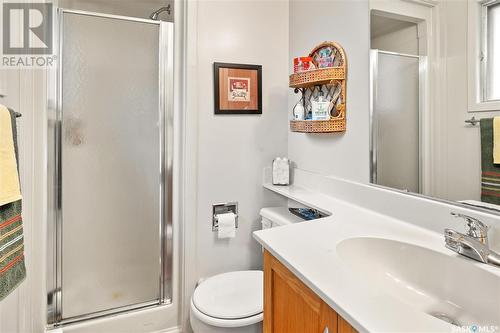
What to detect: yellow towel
<box><xmin>0</xmin><ymin>105</ymin><xmax>21</xmax><ymax>206</ymax></box>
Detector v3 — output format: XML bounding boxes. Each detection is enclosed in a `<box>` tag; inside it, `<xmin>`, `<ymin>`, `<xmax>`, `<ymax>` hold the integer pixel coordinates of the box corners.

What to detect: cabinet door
<box><xmin>320</xmin><ymin>302</ymin><xmax>338</xmax><ymax>333</ymax></box>
<box><xmin>264</xmin><ymin>250</ymin><xmax>323</xmax><ymax>333</ymax></box>
<box><xmin>338</xmin><ymin>316</ymin><xmax>357</xmax><ymax>333</ymax></box>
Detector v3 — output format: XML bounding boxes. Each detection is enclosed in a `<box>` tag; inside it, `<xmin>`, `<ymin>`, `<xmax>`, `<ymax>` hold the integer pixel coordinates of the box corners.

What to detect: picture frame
<box><xmin>214</xmin><ymin>62</ymin><xmax>262</xmax><ymax>114</ymax></box>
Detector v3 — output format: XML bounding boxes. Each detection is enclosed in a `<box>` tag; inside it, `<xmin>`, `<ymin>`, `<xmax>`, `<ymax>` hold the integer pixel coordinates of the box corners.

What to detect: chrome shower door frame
<box><xmin>46</xmin><ymin>9</ymin><xmax>174</xmax><ymax>327</ymax></box>
<box><xmin>369</xmin><ymin>49</ymin><xmax>426</xmax><ymax>193</ymax></box>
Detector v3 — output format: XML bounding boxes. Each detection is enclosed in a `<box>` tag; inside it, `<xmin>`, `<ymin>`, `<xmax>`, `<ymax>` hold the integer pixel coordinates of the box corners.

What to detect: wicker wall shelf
<box><xmin>289</xmin><ymin>67</ymin><xmax>345</xmax><ymax>89</ymax></box>
<box><xmin>290</xmin><ymin>119</ymin><xmax>345</xmax><ymax>133</ymax></box>
<box><xmin>290</xmin><ymin>106</ymin><xmax>346</xmax><ymax>133</ymax></box>
<box><xmin>290</xmin><ymin>41</ymin><xmax>347</xmax><ymax>133</ymax></box>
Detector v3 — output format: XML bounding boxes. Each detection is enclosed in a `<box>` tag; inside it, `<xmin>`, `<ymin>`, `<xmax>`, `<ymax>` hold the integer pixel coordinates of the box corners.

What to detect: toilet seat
<box><xmin>190</xmin><ymin>298</ymin><xmax>263</xmax><ymax>328</ymax></box>
<box><xmin>191</xmin><ymin>270</ymin><xmax>263</xmax><ymax>328</ymax></box>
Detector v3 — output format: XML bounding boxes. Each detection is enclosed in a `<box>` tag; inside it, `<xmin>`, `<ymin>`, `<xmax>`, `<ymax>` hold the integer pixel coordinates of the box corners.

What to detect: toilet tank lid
<box><xmin>260</xmin><ymin>207</ymin><xmax>304</xmax><ymax>226</ymax></box>
<box><xmin>192</xmin><ymin>270</ymin><xmax>263</xmax><ymax>320</ymax></box>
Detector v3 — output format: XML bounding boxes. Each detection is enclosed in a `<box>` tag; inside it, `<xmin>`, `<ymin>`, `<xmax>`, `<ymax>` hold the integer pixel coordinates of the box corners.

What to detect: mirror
<box><xmin>369</xmin><ymin>1</ymin><xmax>500</xmax><ymax>214</ymax></box>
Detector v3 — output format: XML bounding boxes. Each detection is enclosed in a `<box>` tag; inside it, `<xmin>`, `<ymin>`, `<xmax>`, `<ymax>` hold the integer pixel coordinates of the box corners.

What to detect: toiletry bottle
<box><xmin>311</xmin><ymin>91</ymin><xmax>330</xmax><ymax>120</ymax></box>
<box><xmin>305</xmin><ymin>108</ymin><xmax>312</xmax><ymax>120</ymax></box>
<box><xmin>293</xmin><ymin>99</ymin><xmax>305</xmax><ymax>120</ymax></box>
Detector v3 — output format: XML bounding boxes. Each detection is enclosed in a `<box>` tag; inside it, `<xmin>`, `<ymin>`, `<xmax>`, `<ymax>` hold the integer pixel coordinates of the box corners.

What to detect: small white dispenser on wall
<box><xmin>213</xmin><ymin>202</ymin><xmax>238</xmax><ymax>239</ymax></box>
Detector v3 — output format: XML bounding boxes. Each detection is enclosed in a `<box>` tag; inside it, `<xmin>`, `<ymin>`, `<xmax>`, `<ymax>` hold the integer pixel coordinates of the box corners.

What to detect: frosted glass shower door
<box><xmin>60</xmin><ymin>12</ymin><xmax>163</xmax><ymax>320</ymax></box>
<box><xmin>371</xmin><ymin>50</ymin><xmax>421</xmax><ymax>193</ymax></box>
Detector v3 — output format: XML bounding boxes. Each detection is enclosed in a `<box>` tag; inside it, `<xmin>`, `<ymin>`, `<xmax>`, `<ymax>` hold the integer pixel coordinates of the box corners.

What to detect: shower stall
<box><xmin>370</xmin><ymin>49</ymin><xmax>424</xmax><ymax>194</ymax></box>
<box><xmin>47</xmin><ymin>8</ymin><xmax>173</xmax><ymax>326</ymax></box>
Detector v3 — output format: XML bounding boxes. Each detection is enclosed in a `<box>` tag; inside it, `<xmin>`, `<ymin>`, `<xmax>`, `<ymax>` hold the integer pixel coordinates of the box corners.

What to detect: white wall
<box><xmin>194</xmin><ymin>0</ymin><xmax>289</xmax><ymax>280</ymax></box>
<box><xmin>371</xmin><ymin>24</ymin><xmax>419</xmax><ymax>55</ymax></box>
<box><xmin>0</xmin><ymin>66</ymin><xmax>47</xmax><ymax>333</ymax></box>
<box><xmin>288</xmin><ymin>0</ymin><xmax>371</xmax><ymax>182</ymax></box>
<box><xmin>433</xmin><ymin>0</ymin><xmax>500</xmax><ymax>203</ymax></box>
<box><xmin>430</xmin><ymin>0</ymin><xmax>482</xmax><ymax>202</ymax></box>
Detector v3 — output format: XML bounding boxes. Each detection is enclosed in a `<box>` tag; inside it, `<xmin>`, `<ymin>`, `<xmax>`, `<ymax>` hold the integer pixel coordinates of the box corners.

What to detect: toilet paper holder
<box><xmin>213</xmin><ymin>202</ymin><xmax>239</xmax><ymax>232</ymax></box>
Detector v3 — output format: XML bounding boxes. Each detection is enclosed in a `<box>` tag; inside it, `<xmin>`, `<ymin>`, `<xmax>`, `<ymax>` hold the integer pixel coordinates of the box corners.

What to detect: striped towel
<box><xmin>0</xmin><ymin>110</ymin><xmax>25</xmax><ymax>301</ymax></box>
<box><xmin>0</xmin><ymin>106</ymin><xmax>21</xmax><ymax>206</ymax></box>
<box><xmin>480</xmin><ymin>118</ymin><xmax>500</xmax><ymax>204</ymax></box>
<box><xmin>0</xmin><ymin>200</ymin><xmax>25</xmax><ymax>300</ymax></box>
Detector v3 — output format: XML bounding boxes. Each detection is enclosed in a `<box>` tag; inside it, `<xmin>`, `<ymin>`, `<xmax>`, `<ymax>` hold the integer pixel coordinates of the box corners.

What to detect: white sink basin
<box><xmin>337</xmin><ymin>237</ymin><xmax>500</xmax><ymax>327</ymax></box>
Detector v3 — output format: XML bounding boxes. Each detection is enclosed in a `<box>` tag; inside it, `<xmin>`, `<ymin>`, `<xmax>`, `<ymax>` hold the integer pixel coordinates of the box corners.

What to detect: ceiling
<box><xmin>371</xmin><ymin>14</ymin><xmax>416</xmax><ymax>39</ymax></box>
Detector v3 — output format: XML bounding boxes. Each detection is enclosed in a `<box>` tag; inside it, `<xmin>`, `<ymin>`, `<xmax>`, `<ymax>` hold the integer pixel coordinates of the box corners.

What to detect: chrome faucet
<box><xmin>444</xmin><ymin>212</ymin><xmax>500</xmax><ymax>267</ymax></box>
<box><xmin>450</xmin><ymin>212</ymin><xmax>489</xmax><ymax>245</ymax></box>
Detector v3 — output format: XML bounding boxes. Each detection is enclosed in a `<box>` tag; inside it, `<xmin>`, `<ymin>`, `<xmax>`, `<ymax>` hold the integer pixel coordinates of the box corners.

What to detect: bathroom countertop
<box><xmin>254</xmin><ymin>184</ymin><xmax>500</xmax><ymax>332</ymax></box>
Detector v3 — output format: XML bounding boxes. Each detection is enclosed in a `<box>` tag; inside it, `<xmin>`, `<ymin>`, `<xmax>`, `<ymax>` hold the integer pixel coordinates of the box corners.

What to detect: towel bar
<box><xmin>465</xmin><ymin>116</ymin><xmax>479</xmax><ymax>126</ymax></box>
<box><xmin>6</xmin><ymin>107</ymin><xmax>21</xmax><ymax>118</ymax></box>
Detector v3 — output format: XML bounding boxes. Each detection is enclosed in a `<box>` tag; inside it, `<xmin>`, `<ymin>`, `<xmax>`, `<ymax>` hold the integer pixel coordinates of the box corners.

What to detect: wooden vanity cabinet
<box><xmin>263</xmin><ymin>250</ymin><xmax>357</xmax><ymax>333</ymax></box>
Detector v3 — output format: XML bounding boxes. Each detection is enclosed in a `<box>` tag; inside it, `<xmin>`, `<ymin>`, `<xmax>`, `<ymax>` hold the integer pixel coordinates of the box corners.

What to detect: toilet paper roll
<box><xmin>217</xmin><ymin>212</ymin><xmax>236</xmax><ymax>239</ymax></box>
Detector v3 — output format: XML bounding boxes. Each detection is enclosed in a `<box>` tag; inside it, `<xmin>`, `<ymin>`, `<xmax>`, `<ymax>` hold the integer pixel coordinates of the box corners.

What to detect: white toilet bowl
<box><xmin>189</xmin><ymin>270</ymin><xmax>263</xmax><ymax>333</ymax></box>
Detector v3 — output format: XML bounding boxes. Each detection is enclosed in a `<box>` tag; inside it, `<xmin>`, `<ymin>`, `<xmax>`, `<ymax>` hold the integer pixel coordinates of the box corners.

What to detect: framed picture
<box><xmin>214</xmin><ymin>62</ymin><xmax>262</xmax><ymax>114</ymax></box>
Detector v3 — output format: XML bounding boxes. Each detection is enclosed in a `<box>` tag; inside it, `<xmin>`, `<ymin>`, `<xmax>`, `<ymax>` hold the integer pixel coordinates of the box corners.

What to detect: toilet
<box><xmin>190</xmin><ymin>207</ymin><xmax>302</xmax><ymax>333</ymax></box>
<box><xmin>190</xmin><ymin>270</ymin><xmax>263</xmax><ymax>333</ymax></box>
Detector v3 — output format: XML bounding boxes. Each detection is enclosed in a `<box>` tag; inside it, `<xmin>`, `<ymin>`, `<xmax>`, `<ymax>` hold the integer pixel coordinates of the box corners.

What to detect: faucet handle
<box><xmin>450</xmin><ymin>212</ymin><xmax>489</xmax><ymax>244</ymax></box>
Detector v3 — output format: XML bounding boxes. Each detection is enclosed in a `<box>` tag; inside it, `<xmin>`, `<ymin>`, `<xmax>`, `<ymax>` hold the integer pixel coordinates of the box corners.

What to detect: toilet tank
<box><xmin>259</xmin><ymin>207</ymin><xmax>304</xmax><ymax>229</ymax></box>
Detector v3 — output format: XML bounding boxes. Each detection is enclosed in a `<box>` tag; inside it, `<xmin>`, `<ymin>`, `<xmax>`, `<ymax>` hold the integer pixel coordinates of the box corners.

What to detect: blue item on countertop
<box><xmin>288</xmin><ymin>208</ymin><xmax>327</xmax><ymax>221</ymax></box>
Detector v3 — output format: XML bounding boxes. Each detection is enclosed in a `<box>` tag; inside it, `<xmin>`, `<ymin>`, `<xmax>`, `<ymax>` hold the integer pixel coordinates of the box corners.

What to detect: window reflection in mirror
<box><xmin>485</xmin><ymin>1</ymin><xmax>500</xmax><ymax>102</ymax></box>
